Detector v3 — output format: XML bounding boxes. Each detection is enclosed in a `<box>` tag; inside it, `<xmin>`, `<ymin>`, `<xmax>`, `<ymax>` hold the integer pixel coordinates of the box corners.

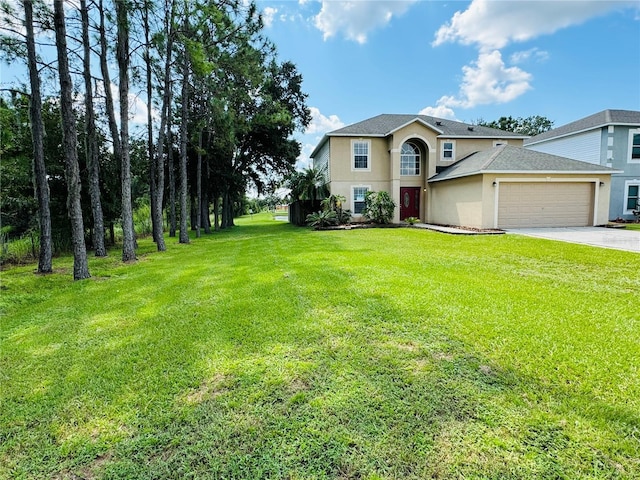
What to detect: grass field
<box><xmin>1</xmin><ymin>213</ymin><xmax>639</xmax><ymax>479</ymax></box>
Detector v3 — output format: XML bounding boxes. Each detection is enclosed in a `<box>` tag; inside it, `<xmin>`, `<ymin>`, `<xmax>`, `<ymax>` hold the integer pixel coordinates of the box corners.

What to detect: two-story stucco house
<box><xmin>524</xmin><ymin>109</ymin><xmax>640</xmax><ymax>221</ymax></box>
<box><xmin>310</xmin><ymin>114</ymin><xmax>616</xmax><ymax>228</ymax></box>
<box><xmin>310</xmin><ymin>114</ymin><xmax>526</xmax><ymax>224</ymax></box>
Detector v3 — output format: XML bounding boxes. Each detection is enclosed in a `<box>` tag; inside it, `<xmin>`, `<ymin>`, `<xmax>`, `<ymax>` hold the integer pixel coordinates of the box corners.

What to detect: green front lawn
<box><xmin>1</xmin><ymin>213</ymin><xmax>638</xmax><ymax>479</ymax></box>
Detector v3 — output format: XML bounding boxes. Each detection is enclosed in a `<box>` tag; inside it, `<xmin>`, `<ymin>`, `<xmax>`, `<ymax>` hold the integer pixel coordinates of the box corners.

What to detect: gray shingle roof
<box><xmin>429</xmin><ymin>145</ymin><xmax>619</xmax><ymax>183</ymax></box>
<box><xmin>329</xmin><ymin>114</ymin><xmax>526</xmax><ymax>138</ymax></box>
<box><xmin>524</xmin><ymin>109</ymin><xmax>640</xmax><ymax>145</ymax></box>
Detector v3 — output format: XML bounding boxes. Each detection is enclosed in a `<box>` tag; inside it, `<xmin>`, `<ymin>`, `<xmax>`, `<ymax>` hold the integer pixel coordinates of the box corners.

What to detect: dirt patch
<box><xmin>288</xmin><ymin>377</ymin><xmax>310</xmax><ymax>393</ymax></box>
<box><xmin>432</xmin><ymin>352</ymin><xmax>455</xmax><ymax>361</ymax></box>
<box><xmin>183</xmin><ymin>373</ymin><xmax>229</xmax><ymax>404</ymax></box>
<box><xmin>54</xmin><ymin>453</ymin><xmax>112</xmax><ymax>480</ymax></box>
<box><xmin>395</xmin><ymin>341</ymin><xmax>420</xmax><ymax>352</ymax></box>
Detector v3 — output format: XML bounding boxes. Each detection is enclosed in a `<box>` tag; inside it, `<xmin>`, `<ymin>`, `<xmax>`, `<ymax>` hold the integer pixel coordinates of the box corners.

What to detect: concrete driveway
<box><xmin>506</xmin><ymin>227</ymin><xmax>640</xmax><ymax>253</ymax></box>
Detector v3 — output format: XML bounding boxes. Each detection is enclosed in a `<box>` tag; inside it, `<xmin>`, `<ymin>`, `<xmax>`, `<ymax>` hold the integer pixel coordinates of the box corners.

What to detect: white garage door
<box><xmin>498</xmin><ymin>182</ymin><xmax>594</xmax><ymax>228</ymax></box>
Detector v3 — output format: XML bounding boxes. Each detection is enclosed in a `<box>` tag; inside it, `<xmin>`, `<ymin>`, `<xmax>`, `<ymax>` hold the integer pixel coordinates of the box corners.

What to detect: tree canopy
<box><xmin>0</xmin><ymin>0</ymin><xmax>310</xmax><ymax>277</ymax></box>
<box><xmin>476</xmin><ymin>115</ymin><xmax>554</xmax><ymax>136</ymax></box>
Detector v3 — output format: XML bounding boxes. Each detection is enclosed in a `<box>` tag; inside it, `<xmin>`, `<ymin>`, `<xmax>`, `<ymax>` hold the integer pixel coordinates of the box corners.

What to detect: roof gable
<box><xmin>429</xmin><ymin>145</ymin><xmax>620</xmax><ymax>182</ymax></box>
<box><xmin>525</xmin><ymin>109</ymin><xmax>640</xmax><ymax>145</ymax></box>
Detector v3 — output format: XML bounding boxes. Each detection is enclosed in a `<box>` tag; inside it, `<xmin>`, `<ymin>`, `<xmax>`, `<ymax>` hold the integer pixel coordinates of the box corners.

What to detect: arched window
<box><xmin>400</xmin><ymin>142</ymin><xmax>420</xmax><ymax>176</ymax></box>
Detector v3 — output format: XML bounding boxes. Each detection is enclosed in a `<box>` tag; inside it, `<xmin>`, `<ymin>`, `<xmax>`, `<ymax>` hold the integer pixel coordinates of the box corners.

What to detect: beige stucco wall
<box><xmin>428</xmin><ymin>173</ymin><xmax>613</xmax><ymax>228</ymax></box>
<box><xmin>328</xmin><ymin>136</ymin><xmax>389</xmax><ymax>182</ymax></box>
<box><xmin>390</xmin><ymin>123</ymin><xmax>438</xmax><ymax>169</ymax></box>
<box><xmin>325</xmin><ymin>121</ymin><xmax>526</xmax><ymax>224</ymax></box>
<box><xmin>329</xmin><ymin>180</ymin><xmax>391</xmax><ymax>222</ymax></box>
<box><xmin>428</xmin><ymin>175</ymin><xmax>485</xmax><ymax>228</ymax></box>
<box><xmin>328</xmin><ymin>136</ymin><xmax>392</xmax><ymax>221</ymax></box>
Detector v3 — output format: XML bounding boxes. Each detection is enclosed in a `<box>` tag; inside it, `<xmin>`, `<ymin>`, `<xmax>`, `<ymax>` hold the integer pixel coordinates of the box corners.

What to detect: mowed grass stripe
<box><xmin>1</xmin><ymin>213</ymin><xmax>638</xmax><ymax>479</ymax></box>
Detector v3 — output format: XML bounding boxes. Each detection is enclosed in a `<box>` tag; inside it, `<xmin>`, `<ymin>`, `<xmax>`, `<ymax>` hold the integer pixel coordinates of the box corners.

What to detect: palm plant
<box><xmin>321</xmin><ymin>194</ymin><xmax>351</xmax><ymax>225</ymax></box>
<box><xmin>306</xmin><ymin>210</ymin><xmax>338</xmax><ymax>228</ymax></box>
<box><xmin>288</xmin><ymin>167</ymin><xmax>329</xmax><ymax>203</ymax></box>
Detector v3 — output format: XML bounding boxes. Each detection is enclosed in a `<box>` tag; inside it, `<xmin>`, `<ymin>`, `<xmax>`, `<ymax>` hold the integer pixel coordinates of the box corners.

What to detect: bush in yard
<box><xmin>306</xmin><ymin>210</ymin><xmax>338</xmax><ymax>228</ymax></box>
<box><xmin>133</xmin><ymin>198</ymin><xmax>153</xmax><ymax>236</ymax></box>
<box><xmin>321</xmin><ymin>194</ymin><xmax>352</xmax><ymax>225</ymax></box>
<box><xmin>363</xmin><ymin>190</ymin><xmax>396</xmax><ymax>224</ymax></box>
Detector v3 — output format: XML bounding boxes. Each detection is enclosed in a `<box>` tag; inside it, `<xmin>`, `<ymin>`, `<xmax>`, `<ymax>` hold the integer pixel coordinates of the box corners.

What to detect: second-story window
<box><xmin>352</xmin><ymin>140</ymin><xmax>370</xmax><ymax>170</ymax></box>
<box><xmin>400</xmin><ymin>142</ymin><xmax>420</xmax><ymax>175</ymax></box>
<box><xmin>629</xmin><ymin>129</ymin><xmax>640</xmax><ymax>163</ymax></box>
<box><xmin>442</xmin><ymin>140</ymin><xmax>455</xmax><ymax>161</ymax></box>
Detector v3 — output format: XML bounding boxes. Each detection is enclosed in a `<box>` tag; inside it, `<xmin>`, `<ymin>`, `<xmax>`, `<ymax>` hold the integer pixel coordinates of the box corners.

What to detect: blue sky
<box><xmin>2</xmin><ymin>1</ymin><xmax>638</xmax><ymax>172</ymax></box>
<box><xmin>255</xmin><ymin>0</ymin><xmax>640</xmax><ymax>168</ymax></box>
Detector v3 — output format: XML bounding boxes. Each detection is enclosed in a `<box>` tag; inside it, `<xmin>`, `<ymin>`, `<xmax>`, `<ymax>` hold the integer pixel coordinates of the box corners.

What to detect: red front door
<box><xmin>400</xmin><ymin>187</ymin><xmax>420</xmax><ymax>220</ymax></box>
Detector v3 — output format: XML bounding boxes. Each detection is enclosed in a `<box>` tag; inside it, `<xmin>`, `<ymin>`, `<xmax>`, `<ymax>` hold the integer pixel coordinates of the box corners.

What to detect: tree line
<box><xmin>0</xmin><ymin>0</ymin><xmax>310</xmax><ymax>279</ymax></box>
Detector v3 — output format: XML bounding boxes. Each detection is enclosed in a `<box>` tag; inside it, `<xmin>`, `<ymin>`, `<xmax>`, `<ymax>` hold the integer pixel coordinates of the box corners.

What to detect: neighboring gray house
<box><xmin>524</xmin><ymin>110</ymin><xmax>640</xmax><ymax>221</ymax></box>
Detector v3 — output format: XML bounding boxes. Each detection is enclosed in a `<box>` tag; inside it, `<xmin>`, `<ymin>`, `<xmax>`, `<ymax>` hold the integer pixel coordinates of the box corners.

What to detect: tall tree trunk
<box><xmin>202</xmin><ymin>192</ymin><xmax>211</xmax><ymax>233</ymax></box>
<box><xmin>168</xmin><ymin>127</ymin><xmax>176</xmax><ymax>237</ymax></box>
<box><xmin>151</xmin><ymin>0</ymin><xmax>175</xmax><ymax>250</ymax></box>
<box><xmin>202</xmin><ymin>158</ymin><xmax>211</xmax><ymax>234</ymax></box>
<box><xmin>221</xmin><ymin>188</ymin><xmax>234</xmax><ymax>228</ymax></box>
<box><xmin>80</xmin><ymin>0</ymin><xmax>106</xmax><ymax>257</ymax></box>
<box><xmin>116</xmin><ymin>0</ymin><xmax>136</xmax><ymax>261</ymax></box>
<box><xmin>24</xmin><ymin>0</ymin><xmax>52</xmax><ymax>273</ymax></box>
<box><xmin>144</xmin><ymin>0</ymin><xmax>160</xmax><ymax>245</ymax></box>
<box><xmin>98</xmin><ymin>0</ymin><xmax>122</xmax><ymax>163</ymax></box>
<box><xmin>213</xmin><ymin>194</ymin><xmax>219</xmax><ymax>231</ymax></box>
<box><xmin>178</xmin><ymin>9</ymin><xmax>190</xmax><ymax>244</ymax></box>
<box><xmin>195</xmin><ymin>129</ymin><xmax>202</xmax><ymax>238</ymax></box>
<box><xmin>190</xmin><ymin>193</ymin><xmax>197</xmax><ymax>230</ymax></box>
<box><xmin>53</xmin><ymin>0</ymin><xmax>90</xmax><ymax>280</ymax></box>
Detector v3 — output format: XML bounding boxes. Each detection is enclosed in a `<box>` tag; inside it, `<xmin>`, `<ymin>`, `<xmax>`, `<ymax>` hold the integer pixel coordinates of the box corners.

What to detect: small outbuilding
<box><xmin>428</xmin><ymin>145</ymin><xmax>619</xmax><ymax>229</ymax></box>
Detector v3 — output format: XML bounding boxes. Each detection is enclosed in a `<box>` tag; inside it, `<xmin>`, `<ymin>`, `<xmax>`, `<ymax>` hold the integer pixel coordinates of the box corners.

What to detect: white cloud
<box><xmin>305</xmin><ymin>107</ymin><xmax>345</xmax><ymax>135</ymax></box>
<box><xmin>262</xmin><ymin>7</ymin><xmax>278</xmax><ymax>28</ymax></box>
<box><xmin>418</xmin><ymin>105</ymin><xmax>458</xmax><ymax>121</ymax></box>
<box><xmin>296</xmin><ymin>143</ymin><xmax>316</xmax><ymax>170</ymax></box>
<box><xmin>436</xmin><ymin>50</ymin><xmax>532</xmax><ymax>108</ymax></box>
<box><xmin>510</xmin><ymin>47</ymin><xmax>549</xmax><ymax>65</ymax></box>
<box><xmin>430</xmin><ymin>0</ymin><xmax>636</xmax><ymax>111</ymax></box>
<box><xmin>108</xmin><ymin>84</ymin><xmax>158</xmax><ymax>125</ymax></box>
<box><xmin>433</xmin><ymin>0</ymin><xmax>637</xmax><ymax>50</ymax></box>
<box><xmin>314</xmin><ymin>0</ymin><xmax>418</xmax><ymax>44</ymax></box>
<box><xmin>94</xmin><ymin>82</ymin><xmax>159</xmax><ymax>127</ymax></box>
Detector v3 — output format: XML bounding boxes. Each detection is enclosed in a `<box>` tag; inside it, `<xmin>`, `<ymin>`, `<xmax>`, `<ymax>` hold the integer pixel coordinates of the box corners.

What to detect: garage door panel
<box><xmin>498</xmin><ymin>182</ymin><xmax>593</xmax><ymax>228</ymax></box>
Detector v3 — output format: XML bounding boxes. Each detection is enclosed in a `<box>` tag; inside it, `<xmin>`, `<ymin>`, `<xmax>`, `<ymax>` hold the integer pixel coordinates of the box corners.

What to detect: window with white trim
<box><xmin>400</xmin><ymin>142</ymin><xmax>420</xmax><ymax>176</ymax></box>
<box><xmin>352</xmin><ymin>186</ymin><xmax>369</xmax><ymax>215</ymax></box>
<box><xmin>624</xmin><ymin>182</ymin><xmax>639</xmax><ymax>213</ymax></box>
<box><xmin>352</xmin><ymin>140</ymin><xmax>370</xmax><ymax>170</ymax></box>
<box><xmin>628</xmin><ymin>129</ymin><xmax>640</xmax><ymax>163</ymax></box>
<box><xmin>441</xmin><ymin>140</ymin><xmax>455</xmax><ymax>161</ymax></box>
